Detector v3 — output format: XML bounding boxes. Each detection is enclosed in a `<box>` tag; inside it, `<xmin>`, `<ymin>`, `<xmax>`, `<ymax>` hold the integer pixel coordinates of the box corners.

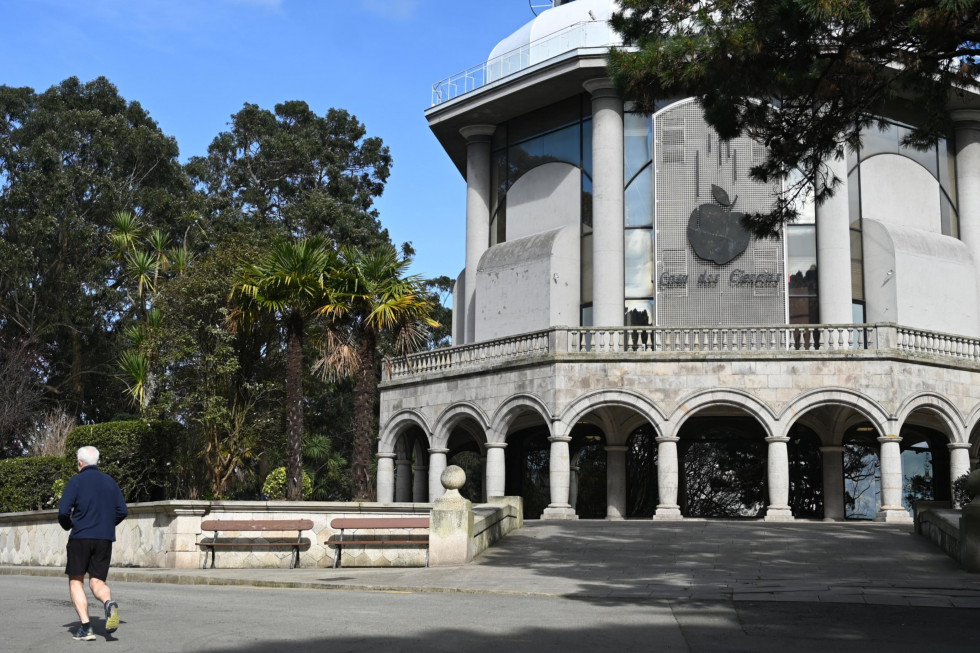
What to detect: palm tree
<box><xmin>315</xmin><ymin>245</ymin><xmax>437</xmax><ymax>500</ymax></box>
<box><xmin>231</xmin><ymin>236</ymin><xmax>335</xmax><ymax>501</ymax></box>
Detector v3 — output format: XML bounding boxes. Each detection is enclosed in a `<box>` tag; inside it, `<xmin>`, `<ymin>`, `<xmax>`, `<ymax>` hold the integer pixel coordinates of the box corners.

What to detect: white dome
<box><xmin>487</xmin><ymin>0</ymin><xmax>620</xmax><ymax>63</ymax></box>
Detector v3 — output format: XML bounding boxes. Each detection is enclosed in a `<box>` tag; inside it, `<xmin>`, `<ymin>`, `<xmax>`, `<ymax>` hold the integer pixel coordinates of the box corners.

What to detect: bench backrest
<box><xmin>331</xmin><ymin>517</ymin><xmax>430</xmax><ymax>530</ymax></box>
<box><xmin>201</xmin><ymin>519</ymin><xmax>314</xmax><ymax>532</ymax></box>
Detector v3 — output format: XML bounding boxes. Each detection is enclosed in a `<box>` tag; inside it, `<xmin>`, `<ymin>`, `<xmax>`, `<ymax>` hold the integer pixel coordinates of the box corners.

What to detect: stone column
<box><xmin>569</xmin><ymin>464</ymin><xmax>580</xmax><ymax>512</ymax></box>
<box><xmin>764</xmin><ymin>436</ymin><xmax>793</xmax><ymax>521</ymax></box>
<box><xmin>413</xmin><ymin>462</ymin><xmax>429</xmax><ymax>503</ymax></box>
<box><xmin>950</xmin><ymin>442</ymin><xmax>973</xmax><ymax>504</ymax></box>
<box><xmin>395</xmin><ymin>457</ymin><xmax>413</xmax><ymax>502</ymax></box>
<box><xmin>459</xmin><ymin>124</ymin><xmax>496</xmax><ymax>344</ymax></box>
<box><xmin>542</xmin><ymin>435</ymin><xmax>578</xmax><ymax>519</ymax></box>
<box><xmin>428</xmin><ymin>448</ymin><xmax>449</xmax><ymax>502</ymax></box>
<box><xmin>952</xmin><ymin>110</ymin><xmax>980</xmax><ymax>312</ymax></box>
<box><xmin>485</xmin><ymin>443</ymin><xmax>507</xmax><ymax>498</ymax></box>
<box><xmin>819</xmin><ymin>446</ymin><xmax>846</xmax><ymax>520</ymax></box>
<box><xmin>876</xmin><ymin>435</ymin><xmax>912</xmax><ymax>523</ymax></box>
<box><xmin>605</xmin><ymin>445</ymin><xmax>627</xmax><ymax>520</ymax></box>
<box><xmin>376</xmin><ymin>452</ymin><xmax>396</xmax><ymax>503</ymax></box>
<box><xmin>584</xmin><ymin>78</ymin><xmax>625</xmax><ymax>328</ymax></box>
<box><xmin>816</xmin><ymin>153</ymin><xmax>853</xmax><ymax>325</ymax></box>
<box><xmin>654</xmin><ymin>436</ymin><xmax>682</xmax><ymax>520</ymax></box>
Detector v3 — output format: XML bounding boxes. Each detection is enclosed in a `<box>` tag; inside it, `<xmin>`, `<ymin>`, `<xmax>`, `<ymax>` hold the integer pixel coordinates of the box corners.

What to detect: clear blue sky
<box><xmin>1</xmin><ymin>0</ymin><xmax>546</xmax><ymax>283</ymax></box>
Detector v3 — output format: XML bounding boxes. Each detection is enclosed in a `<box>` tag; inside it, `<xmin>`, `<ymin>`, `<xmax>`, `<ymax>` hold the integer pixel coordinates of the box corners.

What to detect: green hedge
<box><xmin>65</xmin><ymin>420</ymin><xmax>185</xmax><ymax>503</ymax></box>
<box><xmin>0</xmin><ymin>456</ymin><xmax>73</xmax><ymax>513</ymax></box>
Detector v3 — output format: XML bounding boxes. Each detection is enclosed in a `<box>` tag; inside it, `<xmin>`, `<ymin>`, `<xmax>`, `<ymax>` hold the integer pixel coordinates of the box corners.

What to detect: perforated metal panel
<box><xmin>654</xmin><ymin>100</ymin><xmax>785</xmax><ymax>326</ymax></box>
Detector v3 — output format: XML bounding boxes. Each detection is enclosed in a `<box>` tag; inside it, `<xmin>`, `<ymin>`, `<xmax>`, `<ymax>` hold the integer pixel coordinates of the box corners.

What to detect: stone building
<box><xmin>376</xmin><ymin>0</ymin><xmax>980</xmax><ymax>522</ymax></box>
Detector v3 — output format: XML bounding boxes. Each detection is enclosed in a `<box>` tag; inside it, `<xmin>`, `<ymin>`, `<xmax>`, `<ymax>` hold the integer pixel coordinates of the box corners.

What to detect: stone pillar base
<box><xmin>875</xmin><ymin>507</ymin><xmax>913</xmax><ymax>524</ymax></box>
<box><xmin>605</xmin><ymin>514</ymin><xmax>625</xmax><ymax>521</ymax></box>
<box><xmin>653</xmin><ymin>506</ymin><xmax>683</xmax><ymax>521</ymax></box>
<box><xmin>541</xmin><ymin>506</ymin><xmax>579</xmax><ymax>520</ymax></box>
<box><xmin>763</xmin><ymin>507</ymin><xmax>794</xmax><ymax>522</ymax></box>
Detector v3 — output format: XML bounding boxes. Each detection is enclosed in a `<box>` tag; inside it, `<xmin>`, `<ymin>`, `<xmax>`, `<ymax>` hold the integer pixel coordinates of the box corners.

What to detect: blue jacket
<box><xmin>58</xmin><ymin>465</ymin><xmax>128</xmax><ymax>541</ymax></box>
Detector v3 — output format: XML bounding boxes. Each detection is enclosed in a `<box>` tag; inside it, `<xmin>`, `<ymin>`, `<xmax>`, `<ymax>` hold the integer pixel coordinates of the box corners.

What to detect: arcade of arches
<box><xmin>378</xmin><ymin>391</ymin><xmax>979</xmax><ymax>522</ymax></box>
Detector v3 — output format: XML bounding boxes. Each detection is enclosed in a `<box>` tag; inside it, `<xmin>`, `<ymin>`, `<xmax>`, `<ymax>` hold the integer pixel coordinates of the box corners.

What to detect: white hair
<box><xmin>77</xmin><ymin>446</ymin><xmax>100</xmax><ymax>467</ymax></box>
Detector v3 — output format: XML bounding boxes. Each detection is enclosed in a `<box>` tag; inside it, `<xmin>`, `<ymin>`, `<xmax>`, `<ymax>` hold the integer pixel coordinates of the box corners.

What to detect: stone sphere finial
<box><xmin>441</xmin><ymin>465</ymin><xmax>466</xmax><ymax>491</ymax></box>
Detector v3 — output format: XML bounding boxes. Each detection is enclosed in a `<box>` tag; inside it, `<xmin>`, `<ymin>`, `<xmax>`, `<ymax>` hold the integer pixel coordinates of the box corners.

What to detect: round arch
<box><xmin>490</xmin><ymin>393</ymin><xmax>554</xmax><ymax>443</ymax></box>
<box><xmin>670</xmin><ymin>388</ymin><xmax>777</xmax><ymax>439</ymax></box>
<box><xmin>778</xmin><ymin>388</ymin><xmax>890</xmax><ymax>442</ymax></box>
<box><xmin>895</xmin><ymin>392</ymin><xmax>965</xmax><ymax>444</ymax></box>
<box><xmin>556</xmin><ymin>389</ymin><xmax>666</xmax><ymax>442</ymax></box>
<box><xmin>378</xmin><ymin>410</ymin><xmax>432</xmax><ymax>453</ymax></box>
<box><xmin>431</xmin><ymin>402</ymin><xmax>491</xmax><ymax>450</ymax></box>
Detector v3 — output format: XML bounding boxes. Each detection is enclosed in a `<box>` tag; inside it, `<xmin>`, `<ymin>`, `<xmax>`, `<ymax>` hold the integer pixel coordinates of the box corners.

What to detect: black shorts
<box><xmin>65</xmin><ymin>539</ymin><xmax>113</xmax><ymax>580</ymax></box>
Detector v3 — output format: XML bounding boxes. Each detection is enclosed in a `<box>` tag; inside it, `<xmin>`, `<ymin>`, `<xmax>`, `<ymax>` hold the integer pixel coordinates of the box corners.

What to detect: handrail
<box><xmin>431</xmin><ymin>20</ymin><xmax>619</xmax><ymax>106</ymax></box>
<box><xmin>384</xmin><ymin>324</ymin><xmax>980</xmax><ymax>380</ymax></box>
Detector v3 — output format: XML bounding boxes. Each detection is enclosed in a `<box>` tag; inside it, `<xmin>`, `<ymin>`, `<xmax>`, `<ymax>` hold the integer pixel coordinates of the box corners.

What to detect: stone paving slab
<box><xmin>4</xmin><ymin>520</ymin><xmax>980</xmax><ymax>608</ymax></box>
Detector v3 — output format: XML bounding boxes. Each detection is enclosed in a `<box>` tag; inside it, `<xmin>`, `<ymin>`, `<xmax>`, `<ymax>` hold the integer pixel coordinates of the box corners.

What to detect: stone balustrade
<box><xmin>384</xmin><ymin>323</ymin><xmax>980</xmax><ymax>380</ymax></box>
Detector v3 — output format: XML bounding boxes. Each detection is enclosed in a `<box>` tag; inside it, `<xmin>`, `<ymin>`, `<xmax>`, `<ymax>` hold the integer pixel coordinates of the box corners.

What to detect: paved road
<box><xmin>3</xmin><ymin>520</ymin><xmax>980</xmax><ymax>651</ymax></box>
<box><xmin>3</xmin><ymin>575</ymin><xmax>979</xmax><ymax>652</ymax></box>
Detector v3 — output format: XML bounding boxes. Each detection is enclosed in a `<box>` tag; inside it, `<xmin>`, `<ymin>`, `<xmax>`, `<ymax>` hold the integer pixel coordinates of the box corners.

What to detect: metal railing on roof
<box><xmin>431</xmin><ymin>20</ymin><xmax>618</xmax><ymax>107</ymax></box>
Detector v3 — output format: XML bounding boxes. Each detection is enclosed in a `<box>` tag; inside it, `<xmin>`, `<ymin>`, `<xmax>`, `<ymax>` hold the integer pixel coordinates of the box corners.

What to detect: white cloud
<box><xmin>361</xmin><ymin>0</ymin><xmax>418</xmax><ymax>21</ymax></box>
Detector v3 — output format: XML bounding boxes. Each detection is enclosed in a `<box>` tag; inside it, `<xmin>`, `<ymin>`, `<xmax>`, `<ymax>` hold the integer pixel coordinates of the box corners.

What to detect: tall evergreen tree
<box><xmin>0</xmin><ymin>77</ymin><xmax>192</xmax><ymax>420</ymax></box>
<box><xmin>187</xmin><ymin>101</ymin><xmax>393</xmax><ymax>247</ymax></box>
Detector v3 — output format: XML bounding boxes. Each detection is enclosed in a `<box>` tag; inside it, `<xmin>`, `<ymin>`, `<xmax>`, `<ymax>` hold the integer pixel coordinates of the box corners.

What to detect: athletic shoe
<box><xmin>72</xmin><ymin>624</ymin><xmax>96</xmax><ymax>641</ymax></box>
<box><xmin>104</xmin><ymin>600</ymin><xmax>120</xmax><ymax>632</ymax></box>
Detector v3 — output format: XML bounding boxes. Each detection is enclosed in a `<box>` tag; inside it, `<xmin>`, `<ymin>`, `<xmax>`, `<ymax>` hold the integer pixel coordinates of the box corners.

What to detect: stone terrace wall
<box><xmin>0</xmin><ymin>501</ymin><xmax>430</xmax><ymax>569</ymax></box>
<box><xmin>0</xmin><ymin>498</ymin><xmax>522</xmax><ymax>569</ymax></box>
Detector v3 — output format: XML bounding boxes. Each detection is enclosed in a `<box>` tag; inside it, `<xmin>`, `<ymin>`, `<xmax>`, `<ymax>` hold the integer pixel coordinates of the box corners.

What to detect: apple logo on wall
<box><xmin>687</xmin><ymin>184</ymin><xmax>751</xmax><ymax>265</ymax></box>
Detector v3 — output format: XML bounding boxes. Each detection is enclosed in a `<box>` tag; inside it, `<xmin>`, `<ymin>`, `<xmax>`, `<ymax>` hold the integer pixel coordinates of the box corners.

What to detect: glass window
<box><xmin>898</xmin><ymin>126</ymin><xmax>938</xmax><ymax>177</ymax></box>
<box><xmin>508</xmin><ymin>124</ymin><xmax>581</xmax><ymax>186</ymax></box>
<box><xmin>581</xmin><ymin>233</ymin><xmax>593</xmax><ymax>304</ymax></box>
<box><xmin>625</xmin><ymin>299</ymin><xmax>654</xmax><ymax>326</ymax></box>
<box><xmin>786</xmin><ymin>225</ymin><xmax>817</xmax><ymax>297</ymax></box>
<box><xmin>852</xmin><ymin>302</ymin><xmax>865</xmax><ymax>324</ymax></box>
<box><xmin>861</xmin><ymin>122</ymin><xmax>900</xmax><ymax>159</ymax></box>
<box><xmin>624</xmin><ymin>229</ymin><xmax>654</xmax><ymax>297</ymax></box>
<box><xmin>581</xmin><ymin>173</ymin><xmax>593</xmax><ymax>234</ymax></box>
<box><xmin>789</xmin><ymin>296</ymin><xmax>819</xmax><ymax>324</ymax></box>
<box><xmin>848</xmin><ymin>169</ymin><xmax>862</xmax><ymax>228</ymax></box>
<box><xmin>624</xmin><ymin>112</ymin><xmax>652</xmax><ymax>180</ymax></box>
<box><xmin>508</xmin><ymin>96</ymin><xmax>581</xmax><ymax>144</ymax></box>
<box><xmin>582</xmin><ymin>118</ymin><xmax>593</xmax><ymax>177</ymax></box>
<box><xmin>581</xmin><ymin>305</ymin><xmax>593</xmax><ymax>327</ymax></box>
<box><xmin>625</xmin><ymin>165</ymin><xmax>653</xmax><ymax>227</ymax></box>
<box><xmin>491</xmin><ymin>151</ymin><xmax>507</xmax><ymax>216</ymax></box>
<box><xmin>941</xmin><ymin>193</ymin><xmax>959</xmax><ymax>239</ymax></box>
<box><xmin>490</xmin><ymin>203</ymin><xmax>506</xmax><ymax>247</ymax></box>
<box><xmin>940</xmin><ymin>135</ymin><xmax>957</xmax><ymax>211</ymax></box>
<box><xmin>784</xmin><ymin>169</ymin><xmax>815</xmax><ymax>224</ymax></box>
<box><xmin>850</xmin><ymin>229</ymin><xmax>864</xmax><ymax>301</ymax></box>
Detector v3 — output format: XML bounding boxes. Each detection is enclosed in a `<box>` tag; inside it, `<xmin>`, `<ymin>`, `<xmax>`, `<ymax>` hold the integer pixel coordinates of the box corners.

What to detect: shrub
<box><xmin>262</xmin><ymin>466</ymin><xmax>313</xmax><ymax>500</ymax></box>
<box><xmin>65</xmin><ymin>420</ymin><xmax>185</xmax><ymax>503</ymax></box>
<box><xmin>954</xmin><ymin>473</ymin><xmax>973</xmax><ymax>507</ymax></box>
<box><xmin>0</xmin><ymin>456</ymin><xmax>73</xmax><ymax>513</ymax></box>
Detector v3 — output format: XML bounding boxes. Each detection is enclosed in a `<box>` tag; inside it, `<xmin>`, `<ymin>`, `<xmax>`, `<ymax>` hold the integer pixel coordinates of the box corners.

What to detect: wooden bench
<box><xmin>326</xmin><ymin>517</ymin><xmax>430</xmax><ymax>568</ymax></box>
<box><xmin>199</xmin><ymin>519</ymin><xmax>314</xmax><ymax>569</ymax></box>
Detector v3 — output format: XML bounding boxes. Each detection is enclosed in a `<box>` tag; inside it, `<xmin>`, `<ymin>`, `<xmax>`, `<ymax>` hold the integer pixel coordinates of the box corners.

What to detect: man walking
<box><xmin>58</xmin><ymin>446</ymin><xmax>128</xmax><ymax>641</ymax></box>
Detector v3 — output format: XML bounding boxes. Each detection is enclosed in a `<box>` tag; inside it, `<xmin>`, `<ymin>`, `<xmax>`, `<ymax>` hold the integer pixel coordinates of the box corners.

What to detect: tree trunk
<box><xmin>284</xmin><ymin>311</ymin><xmax>305</xmax><ymax>501</ymax></box>
<box><xmin>352</xmin><ymin>328</ymin><xmax>378</xmax><ymax>501</ymax></box>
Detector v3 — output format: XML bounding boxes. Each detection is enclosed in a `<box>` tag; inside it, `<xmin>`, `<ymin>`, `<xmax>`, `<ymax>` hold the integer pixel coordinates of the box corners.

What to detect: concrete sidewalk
<box><xmin>5</xmin><ymin>520</ymin><xmax>980</xmax><ymax>608</ymax></box>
